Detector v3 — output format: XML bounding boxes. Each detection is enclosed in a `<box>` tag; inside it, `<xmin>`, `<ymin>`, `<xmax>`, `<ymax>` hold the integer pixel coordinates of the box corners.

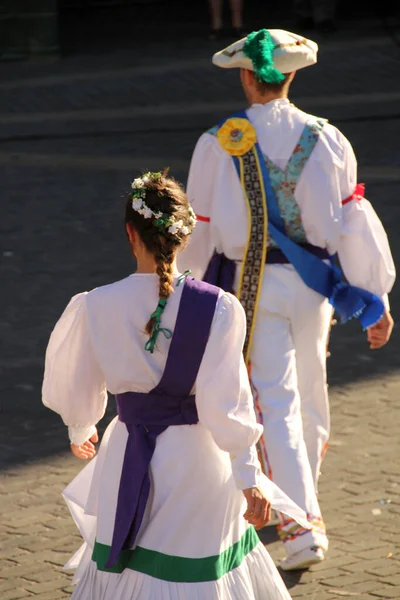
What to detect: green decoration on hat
<box><xmin>243</xmin><ymin>29</ymin><xmax>285</xmax><ymax>85</ymax></box>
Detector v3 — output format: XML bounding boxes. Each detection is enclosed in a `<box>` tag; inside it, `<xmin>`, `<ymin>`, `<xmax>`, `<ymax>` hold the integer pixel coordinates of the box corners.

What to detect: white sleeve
<box><xmin>178</xmin><ymin>133</ymin><xmax>220</xmax><ymax>279</ymax></box>
<box><xmin>336</xmin><ymin>137</ymin><xmax>396</xmax><ymax>305</ymax></box>
<box><xmin>195</xmin><ymin>292</ymin><xmax>263</xmax><ymax>490</ymax></box>
<box><xmin>42</xmin><ymin>293</ymin><xmax>108</xmax><ymax>445</ymax></box>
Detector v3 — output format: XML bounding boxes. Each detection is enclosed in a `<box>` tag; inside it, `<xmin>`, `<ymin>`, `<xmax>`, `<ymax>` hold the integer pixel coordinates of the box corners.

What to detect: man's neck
<box><xmin>249</xmin><ymin>92</ymin><xmax>288</xmax><ymax>106</ymax></box>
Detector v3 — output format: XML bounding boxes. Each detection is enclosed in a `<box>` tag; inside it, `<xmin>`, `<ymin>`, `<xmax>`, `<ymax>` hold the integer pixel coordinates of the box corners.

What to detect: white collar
<box><xmin>250</xmin><ymin>98</ymin><xmax>290</xmax><ymax>110</ymax></box>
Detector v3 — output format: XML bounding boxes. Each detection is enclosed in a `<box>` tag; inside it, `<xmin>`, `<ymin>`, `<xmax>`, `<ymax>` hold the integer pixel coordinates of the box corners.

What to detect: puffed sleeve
<box><xmin>178</xmin><ymin>133</ymin><xmax>220</xmax><ymax>279</ymax></box>
<box><xmin>42</xmin><ymin>293</ymin><xmax>108</xmax><ymax>445</ymax></box>
<box><xmin>195</xmin><ymin>292</ymin><xmax>263</xmax><ymax>490</ymax></box>
<box><xmin>336</xmin><ymin>137</ymin><xmax>396</xmax><ymax>308</ymax></box>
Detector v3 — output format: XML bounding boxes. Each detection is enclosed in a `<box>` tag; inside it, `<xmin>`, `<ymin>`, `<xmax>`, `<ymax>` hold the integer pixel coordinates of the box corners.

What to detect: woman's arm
<box><xmin>42</xmin><ymin>293</ymin><xmax>108</xmax><ymax>447</ymax></box>
<box><xmin>196</xmin><ymin>292</ymin><xmax>263</xmax><ymax>490</ymax></box>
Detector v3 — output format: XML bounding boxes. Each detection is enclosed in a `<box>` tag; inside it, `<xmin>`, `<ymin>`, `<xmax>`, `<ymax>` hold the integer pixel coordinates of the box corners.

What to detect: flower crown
<box><xmin>131</xmin><ymin>172</ymin><xmax>197</xmax><ymax>237</ymax></box>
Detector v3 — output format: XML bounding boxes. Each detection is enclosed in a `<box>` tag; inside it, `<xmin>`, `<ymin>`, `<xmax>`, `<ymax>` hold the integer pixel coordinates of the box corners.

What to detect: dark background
<box><xmin>1</xmin><ymin>0</ymin><xmax>400</xmax><ymax>60</ymax></box>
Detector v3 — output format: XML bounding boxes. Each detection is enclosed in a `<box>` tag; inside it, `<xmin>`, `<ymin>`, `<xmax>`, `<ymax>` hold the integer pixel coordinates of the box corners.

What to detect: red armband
<box><xmin>342</xmin><ymin>183</ymin><xmax>365</xmax><ymax>206</ymax></box>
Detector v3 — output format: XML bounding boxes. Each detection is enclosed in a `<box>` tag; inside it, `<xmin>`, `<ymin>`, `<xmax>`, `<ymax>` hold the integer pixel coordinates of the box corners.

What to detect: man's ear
<box><xmin>241</xmin><ymin>68</ymin><xmax>254</xmax><ymax>88</ymax></box>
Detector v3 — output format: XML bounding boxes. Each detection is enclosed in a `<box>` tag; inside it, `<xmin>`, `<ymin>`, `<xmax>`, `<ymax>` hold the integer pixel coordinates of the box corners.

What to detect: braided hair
<box><xmin>125</xmin><ymin>170</ymin><xmax>195</xmax><ymax>350</ymax></box>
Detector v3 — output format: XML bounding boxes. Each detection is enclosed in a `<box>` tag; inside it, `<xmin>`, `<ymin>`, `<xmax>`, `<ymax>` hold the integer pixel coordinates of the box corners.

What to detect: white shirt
<box><xmin>42</xmin><ymin>273</ymin><xmax>263</xmax><ymax>490</ymax></box>
<box><xmin>179</xmin><ymin>99</ymin><xmax>395</xmax><ymax>305</ymax></box>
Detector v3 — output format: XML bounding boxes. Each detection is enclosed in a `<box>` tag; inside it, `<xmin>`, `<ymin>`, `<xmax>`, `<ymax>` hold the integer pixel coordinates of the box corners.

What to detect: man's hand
<box><xmin>243</xmin><ymin>487</ymin><xmax>271</xmax><ymax>530</ymax></box>
<box><xmin>70</xmin><ymin>429</ymin><xmax>99</xmax><ymax>460</ymax></box>
<box><xmin>367</xmin><ymin>310</ymin><xmax>394</xmax><ymax>349</ymax></box>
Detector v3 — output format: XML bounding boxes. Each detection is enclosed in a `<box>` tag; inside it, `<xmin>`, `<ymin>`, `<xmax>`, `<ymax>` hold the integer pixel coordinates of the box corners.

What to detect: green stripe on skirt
<box><xmin>92</xmin><ymin>526</ymin><xmax>259</xmax><ymax>582</ymax></box>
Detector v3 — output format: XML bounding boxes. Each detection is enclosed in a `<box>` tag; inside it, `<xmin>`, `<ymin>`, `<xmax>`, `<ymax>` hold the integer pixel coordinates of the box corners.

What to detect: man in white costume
<box><xmin>179</xmin><ymin>28</ymin><xmax>395</xmax><ymax>570</ymax></box>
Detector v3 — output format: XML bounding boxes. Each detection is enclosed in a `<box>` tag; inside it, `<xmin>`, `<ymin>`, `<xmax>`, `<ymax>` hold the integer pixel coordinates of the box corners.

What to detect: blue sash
<box><xmin>225</xmin><ymin>109</ymin><xmax>384</xmax><ymax>330</ymax></box>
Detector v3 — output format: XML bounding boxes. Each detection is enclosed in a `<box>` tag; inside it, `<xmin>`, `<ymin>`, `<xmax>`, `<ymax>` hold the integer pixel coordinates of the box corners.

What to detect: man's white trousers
<box><xmin>237</xmin><ymin>263</ymin><xmax>333</xmax><ymax>555</ymax></box>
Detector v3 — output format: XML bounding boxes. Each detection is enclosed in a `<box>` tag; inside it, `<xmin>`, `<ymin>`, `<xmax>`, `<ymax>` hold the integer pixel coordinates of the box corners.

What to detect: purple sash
<box><xmin>105</xmin><ymin>277</ymin><xmax>220</xmax><ymax>568</ymax></box>
<box><xmin>203</xmin><ymin>251</ymin><xmax>236</xmax><ymax>294</ymax></box>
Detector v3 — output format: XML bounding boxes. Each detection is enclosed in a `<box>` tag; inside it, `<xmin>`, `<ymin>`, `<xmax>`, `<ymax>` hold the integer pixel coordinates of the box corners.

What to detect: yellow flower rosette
<box><xmin>217</xmin><ymin>118</ymin><xmax>257</xmax><ymax>156</ymax></box>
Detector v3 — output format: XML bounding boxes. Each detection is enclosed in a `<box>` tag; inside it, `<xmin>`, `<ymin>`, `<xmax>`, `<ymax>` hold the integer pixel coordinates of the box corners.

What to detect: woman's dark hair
<box><xmin>125</xmin><ymin>169</ymin><xmax>192</xmax><ymax>337</ymax></box>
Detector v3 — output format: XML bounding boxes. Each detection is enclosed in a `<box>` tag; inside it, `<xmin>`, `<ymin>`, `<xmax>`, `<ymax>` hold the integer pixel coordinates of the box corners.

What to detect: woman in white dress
<box><xmin>42</xmin><ymin>170</ymin><xmax>309</xmax><ymax>600</ymax></box>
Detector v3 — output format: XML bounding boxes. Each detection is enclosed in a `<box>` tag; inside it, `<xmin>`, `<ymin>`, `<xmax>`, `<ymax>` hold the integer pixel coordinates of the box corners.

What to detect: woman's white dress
<box><xmin>42</xmin><ymin>272</ymin><xmax>307</xmax><ymax>599</ymax></box>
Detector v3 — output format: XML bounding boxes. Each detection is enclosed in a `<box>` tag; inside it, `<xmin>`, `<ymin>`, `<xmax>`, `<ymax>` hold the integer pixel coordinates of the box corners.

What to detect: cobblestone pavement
<box><xmin>0</xmin><ymin>13</ymin><xmax>400</xmax><ymax>600</ymax></box>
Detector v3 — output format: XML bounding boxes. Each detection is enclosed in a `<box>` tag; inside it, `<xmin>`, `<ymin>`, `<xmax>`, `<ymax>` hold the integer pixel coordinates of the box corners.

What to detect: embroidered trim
<box><xmin>221</xmin><ymin>38</ymin><xmax>306</xmax><ymax>60</ymax></box>
<box><xmin>273</xmin><ymin>39</ymin><xmax>307</xmax><ymax>50</ymax></box>
<box><xmin>277</xmin><ymin>515</ymin><xmax>326</xmax><ymax>543</ymax></box>
<box><xmin>249</xmin><ymin>364</ymin><xmax>272</xmax><ymax>479</ymax></box>
<box><xmin>222</xmin><ymin>47</ymin><xmax>242</xmax><ymax>58</ymax></box>
<box><xmin>236</xmin><ymin>147</ymin><xmax>268</xmax><ymax>363</ymax></box>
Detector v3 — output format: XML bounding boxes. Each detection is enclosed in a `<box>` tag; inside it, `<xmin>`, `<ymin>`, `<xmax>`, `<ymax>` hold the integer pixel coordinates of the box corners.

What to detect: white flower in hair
<box><xmin>129</xmin><ymin>176</ymin><xmax>196</xmax><ymax>238</ymax></box>
<box><xmin>168</xmin><ymin>219</ymin><xmax>183</xmax><ymax>235</ymax></box>
<box><xmin>188</xmin><ymin>207</ymin><xmax>197</xmax><ymax>226</ymax></box>
<box><xmin>132</xmin><ymin>178</ymin><xmax>144</xmax><ymax>189</ymax></box>
<box><xmin>142</xmin><ymin>206</ymin><xmax>153</xmax><ymax>219</ymax></box>
<box><xmin>132</xmin><ymin>198</ymin><xmax>143</xmax><ymax>210</ymax></box>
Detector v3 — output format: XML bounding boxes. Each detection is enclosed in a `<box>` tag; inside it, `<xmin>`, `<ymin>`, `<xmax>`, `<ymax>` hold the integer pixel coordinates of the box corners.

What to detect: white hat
<box><xmin>212</xmin><ymin>28</ymin><xmax>318</xmax><ymax>76</ymax></box>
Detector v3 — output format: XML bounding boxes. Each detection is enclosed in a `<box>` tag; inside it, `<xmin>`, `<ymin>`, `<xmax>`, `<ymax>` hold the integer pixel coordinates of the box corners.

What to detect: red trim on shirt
<box><xmin>342</xmin><ymin>183</ymin><xmax>365</xmax><ymax>206</ymax></box>
<box><xmin>196</xmin><ymin>214</ymin><xmax>211</xmax><ymax>222</ymax></box>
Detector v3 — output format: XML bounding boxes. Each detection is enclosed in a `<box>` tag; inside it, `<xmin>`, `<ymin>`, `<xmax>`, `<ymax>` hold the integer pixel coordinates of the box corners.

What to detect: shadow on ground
<box><xmin>258</xmin><ymin>525</ymin><xmax>304</xmax><ymax>588</ymax></box>
<box><xmin>1</xmin><ymin>318</ymin><xmax>398</xmax><ymax>472</ymax></box>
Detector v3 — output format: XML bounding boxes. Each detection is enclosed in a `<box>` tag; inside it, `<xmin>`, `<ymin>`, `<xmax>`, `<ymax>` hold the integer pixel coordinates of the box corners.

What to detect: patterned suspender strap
<box><xmin>265</xmin><ymin>117</ymin><xmax>326</xmax><ymax>249</ymax></box>
<box><xmin>216</xmin><ymin>109</ymin><xmax>268</xmax><ymax>363</ymax></box>
<box><xmin>285</xmin><ymin>117</ymin><xmax>326</xmax><ymax>181</ymax></box>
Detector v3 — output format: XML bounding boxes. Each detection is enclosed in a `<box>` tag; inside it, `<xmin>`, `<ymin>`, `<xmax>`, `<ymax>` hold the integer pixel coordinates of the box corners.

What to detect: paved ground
<box><xmin>0</xmin><ymin>9</ymin><xmax>400</xmax><ymax>600</ymax></box>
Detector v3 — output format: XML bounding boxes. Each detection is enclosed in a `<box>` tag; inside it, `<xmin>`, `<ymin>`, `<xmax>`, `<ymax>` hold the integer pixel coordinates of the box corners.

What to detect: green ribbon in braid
<box><xmin>144</xmin><ymin>271</ymin><xmax>192</xmax><ymax>354</ymax></box>
<box><xmin>144</xmin><ymin>298</ymin><xmax>173</xmax><ymax>354</ymax></box>
<box><xmin>176</xmin><ymin>270</ymin><xmax>192</xmax><ymax>287</ymax></box>
<box><xmin>243</xmin><ymin>29</ymin><xmax>285</xmax><ymax>85</ymax></box>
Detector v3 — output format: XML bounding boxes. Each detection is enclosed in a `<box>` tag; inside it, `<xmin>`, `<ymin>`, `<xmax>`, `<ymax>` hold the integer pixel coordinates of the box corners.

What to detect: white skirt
<box><xmin>70</xmin><ymin>544</ymin><xmax>290</xmax><ymax>600</ymax></box>
<box><xmin>62</xmin><ymin>417</ymin><xmax>307</xmax><ymax>599</ymax></box>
